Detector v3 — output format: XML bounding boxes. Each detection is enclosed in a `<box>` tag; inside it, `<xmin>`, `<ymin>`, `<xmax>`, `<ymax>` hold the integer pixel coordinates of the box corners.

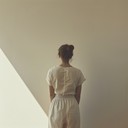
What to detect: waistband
<box><xmin>55</xmin><ymin>94</ymin><xmax>75</xmax><ymax>98</ymax></box>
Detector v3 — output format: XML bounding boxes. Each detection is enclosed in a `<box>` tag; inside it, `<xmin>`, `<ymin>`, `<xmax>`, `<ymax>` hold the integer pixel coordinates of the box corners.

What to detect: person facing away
<box><xmin>46</xmin><ymin>44</ymin><xmax>86</xmax><ymax>128</ymax></box>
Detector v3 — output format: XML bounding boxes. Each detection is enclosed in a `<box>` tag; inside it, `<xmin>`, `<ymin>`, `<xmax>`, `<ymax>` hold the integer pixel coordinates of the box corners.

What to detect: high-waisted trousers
<box><xmin>48</xmin><ymin>95</ymin><xmax>80</xmax><ymax>128</ymax></box>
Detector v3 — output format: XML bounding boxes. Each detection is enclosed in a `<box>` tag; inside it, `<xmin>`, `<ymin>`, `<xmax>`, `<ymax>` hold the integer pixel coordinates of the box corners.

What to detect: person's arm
<box><xmin>75</xmin><ymin>85</ymin><xmax>82</xmax><ymax>104</ymax></box>
<box><xmin>49</xmin><ymin>85</ymin><xmax>55</xmax><ymax>102</ymax></box>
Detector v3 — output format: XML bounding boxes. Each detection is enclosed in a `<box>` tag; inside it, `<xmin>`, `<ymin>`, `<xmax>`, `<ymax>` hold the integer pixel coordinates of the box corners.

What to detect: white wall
<box><xmin>0</xmin><ymin>49</ymin><xmax>48</xmax><ymax>128</ymax></box>
<box><xmin>0</xmin><ymin>0</ymin><xmax>128</xmax><ymax>128</ymax></box>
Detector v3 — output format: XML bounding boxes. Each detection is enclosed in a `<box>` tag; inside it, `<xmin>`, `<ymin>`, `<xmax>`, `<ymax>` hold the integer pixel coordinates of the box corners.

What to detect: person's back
<box><xmin>46</xmin><ymin>44</ymin><xmax>85</xmax><ymax>128</ymax></box>
<box><xmin>47</xmin><ymin>65</ymin><xmax>85</xmax><ymax>95</ymax></box>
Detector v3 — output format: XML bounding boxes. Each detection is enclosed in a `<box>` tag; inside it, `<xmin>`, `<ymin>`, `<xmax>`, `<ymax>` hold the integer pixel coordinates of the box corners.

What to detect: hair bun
<box><xmin>69</xmin><ymin>45</ymin><xmax>74</xmax><ymax>51</ymax></box>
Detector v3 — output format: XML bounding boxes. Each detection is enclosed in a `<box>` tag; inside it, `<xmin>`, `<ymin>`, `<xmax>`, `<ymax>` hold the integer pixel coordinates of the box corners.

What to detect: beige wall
<box><xmin>0</xmin><ymin>49</ymin><xmax>48</xmax><ymax>127</ymax></box>
<box><xmin>0</xmin><ymin>0</ymin><xmax>128</xmax><ymax>128</ymax></box>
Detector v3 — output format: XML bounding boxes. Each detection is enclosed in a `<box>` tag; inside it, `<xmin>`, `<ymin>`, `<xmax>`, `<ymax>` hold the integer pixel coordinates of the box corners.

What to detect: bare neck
<box><xmin>60</xmin><ymin>60</ymin><xmax>71</xmax><ymax>67</ymax></box>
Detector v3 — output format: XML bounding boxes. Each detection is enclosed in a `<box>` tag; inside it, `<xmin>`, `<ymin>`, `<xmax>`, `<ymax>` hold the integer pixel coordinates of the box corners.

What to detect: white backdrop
<box><xmin>0</xmin><ymin>49</ymin><xmax>48</xmax><ymax>128</ymax></box>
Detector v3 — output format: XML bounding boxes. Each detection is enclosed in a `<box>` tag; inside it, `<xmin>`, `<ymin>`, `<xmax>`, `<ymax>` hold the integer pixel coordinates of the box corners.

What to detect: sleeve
<box><xmin>46</xmin><ymin>68</ymin><xmax>53</xmax><ymax>86</ymax></box>
<box><xmin>77</xmin><ymin>70</ymin><xmax>86</xmax><ymax>86</ymax></box>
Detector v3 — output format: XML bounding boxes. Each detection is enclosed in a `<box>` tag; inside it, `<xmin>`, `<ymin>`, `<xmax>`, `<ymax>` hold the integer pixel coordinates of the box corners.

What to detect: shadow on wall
<box><xmin>0</xmin><ymin>48</ymin><xmax>48</xmax><ymax>128</ymax></box>
<box><xmin>80</xmin><ymin>54</ymin><xmax>128</xmax><ymax>128</ymax></box>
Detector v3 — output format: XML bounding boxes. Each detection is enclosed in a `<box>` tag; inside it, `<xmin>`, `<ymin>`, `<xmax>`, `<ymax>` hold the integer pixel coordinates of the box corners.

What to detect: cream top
<box><xmin>46</xmin><ymin>65</ymin><xmax>86</xmax><ymax>95</ymax></box>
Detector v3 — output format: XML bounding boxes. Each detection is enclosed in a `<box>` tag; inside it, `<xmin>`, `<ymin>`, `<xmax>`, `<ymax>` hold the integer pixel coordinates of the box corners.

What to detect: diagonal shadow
<box><xmin>0</xmin><ymin>48</ymin><xmax>48</xmax><ymax>128</ymax></box>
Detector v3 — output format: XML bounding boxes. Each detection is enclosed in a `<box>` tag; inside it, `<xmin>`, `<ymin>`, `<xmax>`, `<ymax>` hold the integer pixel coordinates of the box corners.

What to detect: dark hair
<box><xmin>58</xmin><ymin>44</ymin><xmax>74</xmax><ymax>60</ymax></box>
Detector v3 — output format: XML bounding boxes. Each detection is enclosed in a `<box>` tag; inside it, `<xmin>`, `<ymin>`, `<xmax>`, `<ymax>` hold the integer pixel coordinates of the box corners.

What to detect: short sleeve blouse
<box><xmin>46</xmin><ymin>65</ymin><xmax>86</xmax><ymax>95</ymax></box>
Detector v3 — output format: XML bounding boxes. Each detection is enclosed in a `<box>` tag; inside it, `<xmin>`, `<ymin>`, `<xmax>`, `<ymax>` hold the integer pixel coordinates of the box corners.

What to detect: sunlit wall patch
<box><xmin>0</xmin><ymin>48</ymin><xmax>48</xmax><ymax>128</ymax></box>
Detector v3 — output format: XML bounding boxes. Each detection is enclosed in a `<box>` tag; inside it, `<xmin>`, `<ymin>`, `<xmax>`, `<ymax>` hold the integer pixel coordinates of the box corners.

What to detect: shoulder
<box><xmin>72</xmin><ymin>66</ymin><xmax>85</xmax><ymax>78</ymax></box>
<box><xmin>47</xmin><ymin>65</ymin><xmax>60</xmax><ymax>73</ymax></box>
<box><xmin>71</xmin><ymin>66</ymin><xmax>82</xmax><ymax>73</ymax></box>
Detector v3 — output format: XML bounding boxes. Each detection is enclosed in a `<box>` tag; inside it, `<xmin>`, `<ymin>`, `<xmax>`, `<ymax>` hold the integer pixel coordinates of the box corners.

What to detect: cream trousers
<box><xmin>48</xmin><ymin>95</ymin><xmax>80</xmax><ymax>128</ymax></box>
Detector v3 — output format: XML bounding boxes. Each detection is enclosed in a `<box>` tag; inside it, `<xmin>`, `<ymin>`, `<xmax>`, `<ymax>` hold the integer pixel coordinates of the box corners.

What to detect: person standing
<box><xmin>46</xmin><ymin>44</ymin><xmax>85</xmax><ymax>128</ymax></box>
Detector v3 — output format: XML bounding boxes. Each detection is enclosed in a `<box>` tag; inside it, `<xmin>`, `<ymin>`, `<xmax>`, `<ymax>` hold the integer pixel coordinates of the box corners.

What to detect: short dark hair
<box><xmin>58</xmin><ymin>44</ymin><xmax>74</xmax><ymax>60</ymax></box>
